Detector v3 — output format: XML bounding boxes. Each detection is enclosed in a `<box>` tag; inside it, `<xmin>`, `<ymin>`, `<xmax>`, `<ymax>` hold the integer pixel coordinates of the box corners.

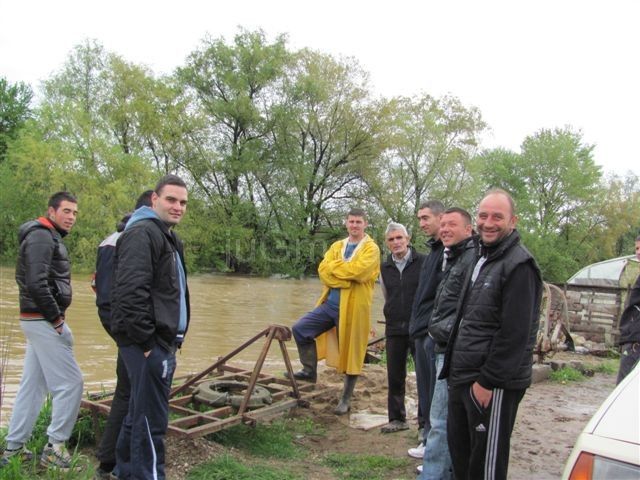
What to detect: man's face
<box><xmin>439</xmin><ymin>212</ymin><xmax>472</xmax><ymax>248</ymax></box>
<box><xmin>386</xmin><ymin>229</ymin><xmax>410</xmax><ymax>257</ymax></box>
<box><xmin>48</xmin><ymin>200</ymin><xmax>78</xmax><ymax>233</ymax></box>
<box><xmin>417</xmin><ymin>208</ymin><xmax>441</xmax><ymax>239</ymax></box>
<box><xmin>152</xmin><ymin>185</ymin><xmax>188</xmax><ymax>226</ymax></box>
<box><xmin>635</xmin><ymin>240</ymin><xmax>640</xmax><ymax>261</ymax></box>
<box><xmin>476</xmin><ymin>193</ymin><xmax>516</xmax><ymax>245</ymax></box>
<box><xmin>345</xmin><ymin>215</ymin><xmax>367</xmax><ymax>242</ymax></box>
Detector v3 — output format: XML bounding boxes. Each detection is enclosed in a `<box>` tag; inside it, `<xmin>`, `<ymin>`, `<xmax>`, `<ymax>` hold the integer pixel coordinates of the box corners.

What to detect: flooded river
<box><xmin>0</xmin><ymin>266</ymin><xmax>384</xmax><ymax>425</ymax></box>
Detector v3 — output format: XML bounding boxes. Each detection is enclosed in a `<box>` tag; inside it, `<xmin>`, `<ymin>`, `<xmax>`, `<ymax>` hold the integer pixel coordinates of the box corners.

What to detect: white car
<box><xmin>562</xmin><ymin>362</ymin><xmax>640</xmax><ymax>479</ymax></box>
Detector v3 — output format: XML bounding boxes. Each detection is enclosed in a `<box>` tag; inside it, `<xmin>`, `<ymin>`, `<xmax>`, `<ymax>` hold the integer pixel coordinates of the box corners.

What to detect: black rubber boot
<box><xmin>334</xmin><ymin>374</ymin><xmax>358</xmax><ymax>415</ymax></box>
<box><xmin>286</xmin><ymin>343</ymin><xmax>317</xmax><ymax>383</ymax></box>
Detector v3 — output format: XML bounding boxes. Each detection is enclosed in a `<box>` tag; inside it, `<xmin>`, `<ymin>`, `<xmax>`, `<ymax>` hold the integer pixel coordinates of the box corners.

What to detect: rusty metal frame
<box><xmin>82</xmin><ymin>324</ymin><xmax>330</xmax><ymax>439</ymax></box>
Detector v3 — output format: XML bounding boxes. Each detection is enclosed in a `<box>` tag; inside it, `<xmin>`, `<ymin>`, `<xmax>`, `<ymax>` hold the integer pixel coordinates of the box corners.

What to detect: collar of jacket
<box><xmin>36</xmin><ymin>216</ymin><xmax>67</xmax><ymax>238</ymax></box>
<box><xmin>447</xmin><ymin>236</ymin><xmax>477</xmax><ymax>260</ymax></box>
<box><xmin>480</xmin><ymin>229</ymin><xmax>521</xmax><ymax>260</ymax></box>
<box><xmin>426</xmin><ymin>237</ymin><xmax>443</xmax><ymax>251</ymax></box>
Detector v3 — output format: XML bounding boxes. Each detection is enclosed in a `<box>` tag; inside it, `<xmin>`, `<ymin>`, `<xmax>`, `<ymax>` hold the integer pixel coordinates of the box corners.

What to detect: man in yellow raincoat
<box><xmin>290</xmin><ymin>208</ymin><xmax>380</xmax><ymax>414</ymax></box>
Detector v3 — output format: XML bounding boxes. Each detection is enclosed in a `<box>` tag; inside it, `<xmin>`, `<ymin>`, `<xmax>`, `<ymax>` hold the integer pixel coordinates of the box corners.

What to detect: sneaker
<box><xmin>380</xmin><ymin>419</ymin><xmax>410</xmax><ymax>433</ymax></box>
<box><xmin>1</xmin><ymin>445</ymin><xmax>34</xmax><ymax>467</ymax></box>
<box><xmin>40</xmin><ymin>442</ymin><xmax>80</xmax><ymax>471</ymax></box>
<box><xmin>416</xmin><ymin>464</ymin><xmax>423</xmax><ymax>474</ymax></box>
<box><xmin>408</xmin><ymin>441</ymin><xmax>425</xmax><ymax>459</ymax></box>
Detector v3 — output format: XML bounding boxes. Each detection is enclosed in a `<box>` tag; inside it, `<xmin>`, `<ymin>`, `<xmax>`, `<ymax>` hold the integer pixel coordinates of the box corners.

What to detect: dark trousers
<box><xmin>115</xmin><ymin>344</ymin><xmax>176</xmax><ymax>480</ymax></box>
<box><xmin>97</xmin><ymin>350</ymin><xmax>130</xmax><ymax>471</ymax></box>
<box><xmin>617</xmin><ymin>342</ymin><xmax>640</xmax><ymax>384</ymax></box>
<box><xmin>292</xmin><ymin>302</ymin><xmax>339</xmax><ymax>345</ymax></box>
<box><xmin>448</xmin><ymin>384</ymin><xmax>525</xmax><ymax>480</ymax></box>
<box><xmin>414</xmin><ymin>334</ymin><xmax>435</xmax><ymax>439</ymax></box>
<box><xmin>385</xmin><ymin>335</ymin><xmax>416</xmax><ymax>422</ymax></box>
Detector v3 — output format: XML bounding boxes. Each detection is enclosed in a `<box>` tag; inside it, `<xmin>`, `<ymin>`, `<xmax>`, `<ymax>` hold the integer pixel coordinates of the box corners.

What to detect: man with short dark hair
<box><xmin>111</xmin><ymin>175</ymin><xmax>190</xmax><ymax>479</ymax></box>
<box><xmin>616</xmin><ymin>234</ymin><xmax>640</xmax><ymax>384</ymax></box>
<box><xmin>379</xmin><ymin>222</ymin><xmax>425</xmax><ymax>434</ymax></box>
<box><xmin>419</xmin><ymin>207</ymin><xmax>476</xmax><ymax>479</ymax></box>
<box><xmin>2</xmin><ymin>192</ymin><xmax>83</xmax><ymax>471</ymax></box>
<box><xmin>93</xmin><ymin>190</ymin><xmax>153</xmax><ymax>479</ymax></box>
<box><xmin>408</xmin><ymin>200</ymin><xmax>445</xmax><ymax>459</ymax></box>
<box><xmin>290</xmin><ymin>207</ymin><xmax>380</xmax><ymax>415</ymax></box>
<box><xmin>443</xmin><ymin>189</ymin><xmax>543</xmax><ymax>480</ymax></box>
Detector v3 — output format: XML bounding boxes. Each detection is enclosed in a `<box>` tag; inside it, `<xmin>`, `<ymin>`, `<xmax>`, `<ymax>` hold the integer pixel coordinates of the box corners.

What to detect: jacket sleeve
<box><xmin>23</xmin><ymin>229</ymin><xmax>61</xmax><ymax>322</ymax></box>
<box><xmin>113</xmin><ymin>228</ymin><xmax>157</xmax><ymax>350</ymax></box>
<box><xmin>477</xmin><ymin>262</ymin><xmax>540</xmax><ymax>389</ymax></box>
<box><xmin>428</xmin><ymin>250</ymin><xmax>475</xmax><ymax>345</ymax></box>
<box><xmin>322</xmin><ymin>241</ymin><xmax>380</xmax><ymax>284</ymax></box>
<box><xmin>95</xmin><ymin>244</ymin><xmax>115</xmax><ymax>333</ymax></box>
<box><xmin>318</xmin><ymin>242</ymin><xmax>352</xmax><ymax>289</ymax></box>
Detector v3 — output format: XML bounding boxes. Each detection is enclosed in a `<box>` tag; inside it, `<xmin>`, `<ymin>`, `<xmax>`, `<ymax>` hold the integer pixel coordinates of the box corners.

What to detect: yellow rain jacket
<box><xmin>315</xmin><ymin>234</ymin><xmax>380</xmax><ymax>375</ymax></box>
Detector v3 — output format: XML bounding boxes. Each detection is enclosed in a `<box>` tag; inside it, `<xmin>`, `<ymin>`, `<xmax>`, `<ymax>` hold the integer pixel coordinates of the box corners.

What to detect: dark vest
<box><xmin>381</xmin><ymin>247</ymin><xmax>425</xmax><ymax>336</ymax></box>
<box><xmin>447</xmin><ymin>231</ymin><xmax>542</xmax><ymax>389</ymax></box>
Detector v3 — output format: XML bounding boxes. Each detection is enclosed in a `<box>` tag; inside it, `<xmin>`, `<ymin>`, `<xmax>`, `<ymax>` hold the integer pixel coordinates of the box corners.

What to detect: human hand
<box><xmin>52</xmin><ymin>317</ymin><xmax>65</xmax><ymax>335</ymax></box>
<box><xmin>472</xmin><ymin>382</ymin><xmax>493</xmax><ymax>408</ymax></box>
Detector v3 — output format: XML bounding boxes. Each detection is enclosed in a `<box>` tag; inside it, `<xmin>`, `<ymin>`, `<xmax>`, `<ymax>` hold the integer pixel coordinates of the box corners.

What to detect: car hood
<box><xmin>590</xmin><ymin>366</ymin><xmax>639</xmax><ymax>445</ymax></box>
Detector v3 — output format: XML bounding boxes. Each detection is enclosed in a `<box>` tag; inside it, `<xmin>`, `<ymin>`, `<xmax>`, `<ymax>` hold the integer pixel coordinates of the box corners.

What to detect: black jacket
<box><xmin>428</xmin><ymin>237</ymin><xmax>477</xmax><ymax>353</ymax></box>
<box><xmin>111</xmin><ymin>213</ymin><xmax>190</xmax><ymax>352</ymax></box>
<box><xmin>443</xmin><ymin>230</ymin><xmax>543</xmax><ymax>390</ymax></box>
<box><xmin>15</xmin><ymin>217</ymin><xmax>72</xmax><ymax>322</ymax></box>
<box><xmin>409</xmin><ymin>238</ymin><xmax>444</xmax><ymax>339</ymax></box>
<box><xmin>380</xmin><ymin>247</ymin><xmax>425</xmax><ymax>336</ymax></box>
<box><xmin>619</xmin><ymin>273</ymin><xmax>640</xmax><ymax>345</ymax></box>
<box><xmin>94</xmin><ymin>213</ymin><xmax>131</xmax><ymax>336</ymax></box>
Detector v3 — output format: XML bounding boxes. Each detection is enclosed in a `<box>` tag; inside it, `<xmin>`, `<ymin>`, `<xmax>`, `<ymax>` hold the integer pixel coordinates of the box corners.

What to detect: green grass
<box><xmin>549</xmin><ymin>366</ymin><xmax>585</xmax><ymax>383</ymax></box>
<box><xmin>322</xmin><ymin>452</ymin><xmax>410</xmax><ymax>479</ymax></box>
<box><xmin>592</xmin><ymin>359</ymin><xmax>619</xmax><ymax>375</ymax></box>
<box><xmin>208</xmin><ymin>418</ymin><xmax>322</xmax><ymax>459</ymax></box>
<box><xmin>0</xmin><ymin>399</ymin><xmax>95</xmax><ymax>479</ymax></box>
<box><xmin>187</xmin><ymin>454</ymin><xmax>301</xmax><ymax>480</ymax></box>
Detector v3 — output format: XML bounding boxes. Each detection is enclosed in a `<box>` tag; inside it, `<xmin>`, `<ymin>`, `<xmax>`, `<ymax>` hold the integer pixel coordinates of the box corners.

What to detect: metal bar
<box><xmin>170</xmin><ymin>326</ymin><xmax>272</xmax><ymax>397</ymax></box>
<box><xmin>278</xmin><ymin>336</ymin><xmax>301</xmax><ymax>399</ymax></box>
<box><xmin>237</xmin><ymin>326</ymin><xmax>277</xmax><ymax>415</ymax></box>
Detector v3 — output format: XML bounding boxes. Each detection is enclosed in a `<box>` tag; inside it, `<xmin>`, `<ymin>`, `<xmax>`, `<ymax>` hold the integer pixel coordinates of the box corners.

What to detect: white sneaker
<box><xmin>408</xmin><ymin>441</ymin><xmax>425</xmax><ymax>459</ymax></box>
<box><xmin>416</xmin><ymin>464</ymin><xmax>423</xmax><ymax>474</ymax></box>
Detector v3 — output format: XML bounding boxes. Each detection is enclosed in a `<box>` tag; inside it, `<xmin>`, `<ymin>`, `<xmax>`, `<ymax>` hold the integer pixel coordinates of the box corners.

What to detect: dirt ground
<box><xmin>163</xmin><ymin>352</ymin><xmax>617</xmax><ymax>479</ymax></box>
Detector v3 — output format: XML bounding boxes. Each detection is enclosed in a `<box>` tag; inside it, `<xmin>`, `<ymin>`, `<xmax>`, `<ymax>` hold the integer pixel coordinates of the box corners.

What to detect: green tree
<box><xmin>0</xmin><ymin>77</ymin><xmax>33</xmax><ymax>162</ymax></box>
<box><xmin>366</xmin><ymin>94</ymin><xmax>486</xmax><ymax>230</ymax></box>
<box><xmin>477</xmin><ymin>127</ymin><xmax>605</xmax><ymax>281</ymax></box>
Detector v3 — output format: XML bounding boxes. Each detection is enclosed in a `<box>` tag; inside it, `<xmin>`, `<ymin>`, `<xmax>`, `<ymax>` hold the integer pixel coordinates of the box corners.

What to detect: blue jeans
<box><xmin>420</xmin><ymin>353</ymin><xmax>452</xmax><ymax>479</ymax></box>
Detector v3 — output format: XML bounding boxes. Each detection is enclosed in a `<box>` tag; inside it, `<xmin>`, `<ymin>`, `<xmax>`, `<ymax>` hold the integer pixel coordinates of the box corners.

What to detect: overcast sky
<box><xmin>1</xmin><ymin>0</ymin><xmax>637</xmax><ymax>176</ymax></box>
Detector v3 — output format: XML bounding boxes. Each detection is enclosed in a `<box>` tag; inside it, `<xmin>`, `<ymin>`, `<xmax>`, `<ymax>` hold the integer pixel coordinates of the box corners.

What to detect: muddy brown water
<box><xmin>0</xmin><ymin>266</ymin><xmax>385</xmax><ymax>425</ymax></box>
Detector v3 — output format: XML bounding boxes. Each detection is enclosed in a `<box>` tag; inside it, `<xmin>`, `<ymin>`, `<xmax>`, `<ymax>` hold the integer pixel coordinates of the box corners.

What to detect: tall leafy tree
<box><xmin>367</xmin><ymin>94</ymin><xmax>486</xmax><ymax>229</ymax></box>
<box><xmin>0</xmin><ymin>78</ymin><xmax>33</xmax><ymax>162</ymax></box>
<box><xmin>478</xmin><ymin>127</ymin><xmax>604</xmax><ymax>281</ymax></box>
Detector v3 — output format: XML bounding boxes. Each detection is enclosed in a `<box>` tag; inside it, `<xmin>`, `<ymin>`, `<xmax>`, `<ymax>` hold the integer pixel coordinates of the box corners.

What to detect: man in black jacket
<box><xmin>616</xmin><ymin>234</ymin><xmax>640</xmax><ymax>384</ymax></box>
<box><xmin>408</xmin><ymin>200</ymin><xmax>445</xmax><ymax>458</ymax></box>
<box><xmin>419</xmin><ymin>207</ymin><xmax>475</xmax><ymax>479</ymax></box>
<box><xmin>111</xmin><ymin>175</ymin><xmax>190</xmax><ymax>480</ymax></box>
<box><xmin>92</xmin><ymin>190</ymin><xmax>152</xmax><ymax>479</ymax></box>
<box><xmin>443</xmin><ymin>189</ymin><xmax>543</xmax><ymax>480</ymax></box>
<box><xmin>2</xmin><ymin>192</ymin><xmax>83</xmax><ymax>471</ymax></box>
<box><xmin>379</xmin><ymin>222</ymin><xmax>425</xmax><ymax>434</ymax></box>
